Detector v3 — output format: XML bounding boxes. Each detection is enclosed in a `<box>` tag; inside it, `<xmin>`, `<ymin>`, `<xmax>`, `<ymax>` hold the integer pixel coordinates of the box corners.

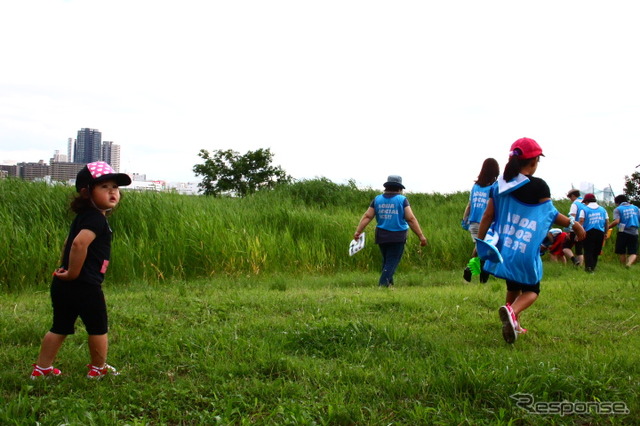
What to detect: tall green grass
<box><xmin>0</xmin><ymin>178</ymin><xmax>606</xmax><ymax>292</ymax></box>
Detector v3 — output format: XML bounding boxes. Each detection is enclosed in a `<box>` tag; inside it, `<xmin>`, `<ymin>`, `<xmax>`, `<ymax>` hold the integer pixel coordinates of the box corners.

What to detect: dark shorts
<box><xmin>567</xmin><ymin>232</ymin><xmax>583</xmax><ymax>255</ymax></box>
<box><xmin>50</xmin><ymin>281</ymin><xmax>108</xmax><ymax>335</ymax></box>
<box><xmin>615</xmin><ymin>232</ymin><xmax>639</xmax><ymax>255</ymax></box>
<box><xmin>506</xmin><ymin>280</ymin><xmax>540</xmax><ymax>295</ymax></box>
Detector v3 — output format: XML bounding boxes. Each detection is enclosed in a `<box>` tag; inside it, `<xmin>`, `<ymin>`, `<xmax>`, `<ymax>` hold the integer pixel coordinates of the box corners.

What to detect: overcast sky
<box><xmin>2</xmin><ymin>0</ymin><xmax>639</xmax><ymax>198</ymax></box>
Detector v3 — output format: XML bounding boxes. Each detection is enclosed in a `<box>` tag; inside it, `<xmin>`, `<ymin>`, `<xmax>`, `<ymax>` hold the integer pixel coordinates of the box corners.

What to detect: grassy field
<box><xmin>1</xmin><ymin>178</ymin><xmax>636</xmax><ymax>424</ymax></box>
<box><xmin>1</xmin><ymin>264</ymin><xmax>638</xmax><ymax>425</ymax></box>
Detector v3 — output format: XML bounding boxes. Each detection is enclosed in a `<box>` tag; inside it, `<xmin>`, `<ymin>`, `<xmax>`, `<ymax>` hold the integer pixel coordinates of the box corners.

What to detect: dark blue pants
<box><xmin>378</xmin><ymin>242</ymin><xmax>405</xmax><ymax>286</ymax></box>
<box><xmin>584</xmin><ymin>229</ymin><xmax>604</xmax><ymax>271</ymax></box>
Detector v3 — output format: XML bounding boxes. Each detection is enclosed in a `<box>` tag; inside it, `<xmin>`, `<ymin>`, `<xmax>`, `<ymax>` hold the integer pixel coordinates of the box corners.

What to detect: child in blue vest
<box><xmin>578</xmin><ymin>193</ymin><xmax>609</xmax><ymax>273</ymax></box>
<box><xmin>462</xmin><ymin>158</ymin><xmax>500</xmax><ymax>282</ymax></box>
<box><xmin>478</xmin><ymin>138</ymin><xmax>586</xmax><ymax>344</ymax></box>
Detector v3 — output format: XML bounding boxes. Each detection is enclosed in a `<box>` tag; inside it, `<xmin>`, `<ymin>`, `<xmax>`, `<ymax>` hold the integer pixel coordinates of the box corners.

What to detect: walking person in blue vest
<box><xmin>566</xmin><ymin>189</ymin><xmax>587</xmax><ymax>266</ymax></box>
<box><xmin>462</xmin><ymin>158</ymin><xmax>500</xmax><ymax>282</ymax></box>
<box><xmin>354</xmin><ymin>175</ymin><xmax>428</xmax><ymax>288</ymax></box>
<box><xmin>578</xmin><ymin>193</ymin><xmax>609</xmax><ymax>273</ymax></box>
<box><xmin>608</xmin><ymin>194</ymin><xmax>640</xmax><ymax>267</ymax></box>
<box><xmin>478</xmin><ymin>138</ymin><xmax>585</xmax><ymax>344</ymax></box>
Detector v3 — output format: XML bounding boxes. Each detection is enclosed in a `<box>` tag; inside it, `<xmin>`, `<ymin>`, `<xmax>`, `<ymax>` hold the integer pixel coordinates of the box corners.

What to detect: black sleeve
<box><xmin>512</xmin><ymin>177</ymin><xmax>550</xmax><ymax>204</ymax></box>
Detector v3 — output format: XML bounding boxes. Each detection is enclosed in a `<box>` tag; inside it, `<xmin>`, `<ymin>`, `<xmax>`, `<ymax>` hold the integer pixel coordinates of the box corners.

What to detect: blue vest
<box><xmin>571</xmin><ymin>198</ymin><xmax>585</xmax><ymax>220</ymax></box>
<box><xmin>374</xmin><ymin>194</ymin><xmax>409</xmax><ymax>232</ymax></box>
<box><xmin>617</xmin><ymin>203</ymin><xmax>640</xmax><ymax>230</ymax></box>
<box><xmin>582</xmin><ymin>205</ymin><xmax>608</xmax><ymax>232</ymax></box>
<box><xmin>484</xmin><ymin>185</ymin><xmax>558</xmax><ymax>285</ymax></box>
<box><xmin>468</xmin><ymin>183</ymin><xmax>492</xmax><ymax>223</ymax></box>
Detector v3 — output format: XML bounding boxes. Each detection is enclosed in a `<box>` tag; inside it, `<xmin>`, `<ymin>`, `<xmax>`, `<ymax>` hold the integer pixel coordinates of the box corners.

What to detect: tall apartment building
<box><xmin>72</xmin><ymin>129</ymin><xmax>121</xmax><ymax>171</ymax></box>
<box><xmin>75</xmin><ymin>128</ymin><xmax>102</xmax><ymax>163</ymax></box>
<box><xmin>102</xmin><ymin>141</ymin><xmax>121</xmax><ymax>171</ymax></box>
<box><xmin>67</xmin><ymin>138</ymin><xmax>73</xmax><ymax>162</ymax></box>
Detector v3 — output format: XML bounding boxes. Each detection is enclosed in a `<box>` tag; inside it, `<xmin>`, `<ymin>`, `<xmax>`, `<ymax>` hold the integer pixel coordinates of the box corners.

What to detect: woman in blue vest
<box><xmin>478</xmin><ymin>138</ymin><xmax>586</xmax><ymax>344</ymax></box>
<box><xmin>354</xmin><ymin>175</ymin><xmax>428</xmax><ymax>288</ymax></box>
<box><xmin>462</xmin><ymin>157</ymin><xmax>500</xmax><ymax>282</ymax></box>
<box><xmin>608</xmin><ymin>194</ymin><xmax>640</xmax><ymax>267</ymax></box>
<box><xmin>578</xmin><ymin>193</ymin><xmax>609</xmax><ymax>273</ymax></box>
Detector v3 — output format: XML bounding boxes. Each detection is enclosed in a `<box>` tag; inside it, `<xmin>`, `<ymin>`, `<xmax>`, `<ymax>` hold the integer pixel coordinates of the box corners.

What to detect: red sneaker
<box><xmin>87</xmin><ymin>364</ymin><xmax>119</xmax><ymax>379</ymax></box>
<box><xmin>31</xmin><ymin>364</ymin><xmax>61</xmax><ymax>379</ymax></box>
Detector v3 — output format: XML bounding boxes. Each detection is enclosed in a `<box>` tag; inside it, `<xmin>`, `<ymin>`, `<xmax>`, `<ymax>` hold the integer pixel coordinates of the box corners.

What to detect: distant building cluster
<box><xmin>1</xmin><ymin>128</ymin><xmax>121</xmax><ymax>183</ymax></box>
<box><xmin>0</xmin><ymin>127</ymin><xmax>199</xmax><ymax>195</ymax></box>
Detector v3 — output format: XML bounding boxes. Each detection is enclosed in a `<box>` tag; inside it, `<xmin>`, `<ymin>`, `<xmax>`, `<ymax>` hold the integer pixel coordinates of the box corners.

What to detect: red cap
<box><xmin>583</xmin><ymin>193</ymin><xmax>596</xmax><ymax>203</ymax></box>
<box><xmin>510</xmin><ymin>137</ymin><xmax>544</xmax><ymax>160</ymax></box>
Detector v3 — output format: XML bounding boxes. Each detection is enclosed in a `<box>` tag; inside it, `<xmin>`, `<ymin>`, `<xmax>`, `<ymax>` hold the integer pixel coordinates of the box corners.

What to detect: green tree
<box><xmin>623</xmin><ymin>171</ymin><xmax>640</xmax><ymax>205</ymax></box>
<box><xmin>193</xmin><ymin>148</ymin><xmax>291</xmax><ymax>197</ymax></box>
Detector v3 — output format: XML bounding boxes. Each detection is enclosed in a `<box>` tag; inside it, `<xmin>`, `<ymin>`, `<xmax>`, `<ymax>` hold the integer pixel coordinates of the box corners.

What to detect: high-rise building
<box><xmin>67</xmin><ymin>138</ymin><xmax>74</xmax><ymax>162</ymax></box>
<box><xmin>102</xmin><ymin>141</ymin><xmax>121</xmax><ymax>171</ymax></box>
<box><xmin>75</xmin><ymin>128</ymin><xmax>102</xmax><ymax>163</ymax></box>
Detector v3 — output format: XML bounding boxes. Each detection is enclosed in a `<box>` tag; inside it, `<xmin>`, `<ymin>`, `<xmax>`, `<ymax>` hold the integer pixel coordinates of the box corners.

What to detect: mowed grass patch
<box><xmin>1</xmin><ymin>265</ymin><xmax>638</xmax><ymax>425</ymax></box>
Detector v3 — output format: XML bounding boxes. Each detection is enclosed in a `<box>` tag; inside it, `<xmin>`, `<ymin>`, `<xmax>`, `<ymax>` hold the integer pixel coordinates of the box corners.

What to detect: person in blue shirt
<box><xmin>566</xmin><ymin>189</ymin><xmax>585</xmax><ymax>266</ymax></box>
<box><xmin>578</xmin><ymin>193</ymin><xmax>609</xmax><ymax>273</ymax></box>
<box><xmin>478</xmin><ymin>138</ymin><xmax>585</xmax><ymax>344</ymax></box>
<box><xmin>608</xmin><ymin>194</ymin><xmax>640</xmax><ymax>267</ymax></box>
<box><xmin>354</xmin><ymin>175</ymin><xmax>427</xmax><ymax>288</ymax></box>
<box><xmin>462</xmin><ymin>158</ymin><xmax>500</xmax><ymax>282</ymax></box>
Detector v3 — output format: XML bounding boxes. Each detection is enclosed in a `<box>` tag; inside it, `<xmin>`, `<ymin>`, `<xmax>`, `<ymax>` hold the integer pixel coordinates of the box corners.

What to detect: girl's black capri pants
<box><xmin>50</xmin><ymin>281</ymin><xmax>109</xmax><ymax>335</ymax></box>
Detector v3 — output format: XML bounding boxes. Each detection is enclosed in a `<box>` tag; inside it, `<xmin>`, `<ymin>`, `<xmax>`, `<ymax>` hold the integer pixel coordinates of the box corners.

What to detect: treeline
<box><xmin>1</xmin><ymin>178</ymin><xmax>585</xmax><ymax>292</ymax></box>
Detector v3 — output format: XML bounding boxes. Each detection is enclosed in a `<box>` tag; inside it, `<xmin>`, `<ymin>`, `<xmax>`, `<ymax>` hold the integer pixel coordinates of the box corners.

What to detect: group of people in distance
<box><xmin>543</xmin><ymin>190</ymin><xmax>639</xmax><ymax>271</ymax></box>
<box><xmin>355</xmin><ymin>137</ymin><xmax>639</xmax><ymax>345</ymax></box>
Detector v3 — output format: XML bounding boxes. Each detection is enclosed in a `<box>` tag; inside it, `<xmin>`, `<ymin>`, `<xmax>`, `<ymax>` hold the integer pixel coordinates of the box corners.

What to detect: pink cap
<box><xmin>87</xmin><ymin>161</ymin><xmax>116</xmax><ymax>179</ymax></box>
<box><xmin>75</xmin><ymin>161</ymin><xmax>131</xmax><ymax>191</ymax></box>
<box><xmin>510</xmin><ymin>138</ymin><xmax>544</xmax><ymax>160</ymax></box>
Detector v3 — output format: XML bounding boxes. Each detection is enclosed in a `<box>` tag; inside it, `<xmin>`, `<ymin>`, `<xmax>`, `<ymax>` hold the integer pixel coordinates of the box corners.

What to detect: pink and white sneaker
<box><xmin>87</xmin><ymin>364</ymin><xmax>119</xmax><ymax>379</ymax></box>
<box><xmin>506</xmin><ymin>303</ymin><xmax>528</xmax><ymax>334</ymax></box>
<box><xmin>498</xmin><ymin>304</ymin><xmax>518</xmax><ymax>343</ymax></box>
<box><xmin>30</xmin><ymin>364</ymin><xmax>61</xmax><ymax>379</ymax></box>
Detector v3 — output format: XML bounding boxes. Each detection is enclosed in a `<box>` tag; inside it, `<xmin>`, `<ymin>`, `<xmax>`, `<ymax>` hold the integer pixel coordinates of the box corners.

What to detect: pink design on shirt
<box><xmin>101</xmin><ymin>260</ymin><xmax>110</xmax><ymax>274</ymax></box>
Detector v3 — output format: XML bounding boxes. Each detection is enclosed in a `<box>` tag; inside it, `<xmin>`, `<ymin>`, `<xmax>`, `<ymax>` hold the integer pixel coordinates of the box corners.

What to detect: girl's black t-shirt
<box><xmin>511</xmin><ymin>176</ymin><xmax>551</xmax><ymax>204</ymax></box>
<box><xmin>55</xmin><ymin>209</ymin><xmax>112</xmax><ymax>286</ymax></box>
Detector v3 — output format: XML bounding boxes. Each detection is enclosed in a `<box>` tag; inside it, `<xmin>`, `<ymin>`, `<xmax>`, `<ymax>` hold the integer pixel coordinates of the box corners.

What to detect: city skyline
<box><xmin>0</xmin><ymin>127</ymin><xmax>132</xmax><ymax>184</ymax></box>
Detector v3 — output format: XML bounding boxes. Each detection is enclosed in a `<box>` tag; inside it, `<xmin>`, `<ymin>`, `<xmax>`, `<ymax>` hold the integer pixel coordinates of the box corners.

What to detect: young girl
<box><xmin>462</xmin><ymin>157</ymin><xmax>500</xmax><ymax>282</ymax></box>
<box><xmin>478</xmin><ymin>138</ymin><xmax>585</xmax><ymax>344</ymax></box>
<box><xmin>31</xmin><ymin>162</ymin><xmax>131</xmax><ymax>379</ymax></box>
